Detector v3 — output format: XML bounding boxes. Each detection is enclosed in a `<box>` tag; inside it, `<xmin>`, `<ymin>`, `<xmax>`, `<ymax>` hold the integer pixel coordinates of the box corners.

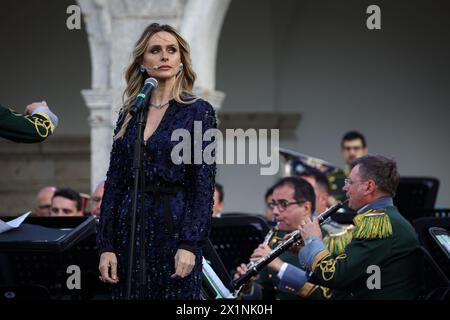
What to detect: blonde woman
<box><xmin>97</xmin><ymin>23</ymin><xmax>216</xmax><ymax>300</ymax></box>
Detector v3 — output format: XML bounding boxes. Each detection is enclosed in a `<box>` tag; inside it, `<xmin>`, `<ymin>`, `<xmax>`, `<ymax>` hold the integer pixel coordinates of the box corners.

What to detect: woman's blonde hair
<box><xmin>115</xmin><ymin>23</ymin><xmax>197</xmax><ymax>139</ymax></box>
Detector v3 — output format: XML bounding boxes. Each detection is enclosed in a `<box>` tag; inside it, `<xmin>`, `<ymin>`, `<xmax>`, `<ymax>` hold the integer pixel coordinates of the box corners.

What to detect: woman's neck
<box><xmin>151</xmin><ymin>77</ymin><xmax>175</xmax><ymax>105</ymax></box>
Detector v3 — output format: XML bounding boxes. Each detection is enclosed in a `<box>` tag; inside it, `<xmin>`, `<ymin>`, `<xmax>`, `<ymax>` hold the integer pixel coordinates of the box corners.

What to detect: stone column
<box><xmin>81</xmin><ymin>89</ymin><xmax>112</xmax><ymax>188</ymax></box>
<box><xmin>181</xmin><ymin>0</ymin><xmax>231</xmax><ymax>109</ymax></box>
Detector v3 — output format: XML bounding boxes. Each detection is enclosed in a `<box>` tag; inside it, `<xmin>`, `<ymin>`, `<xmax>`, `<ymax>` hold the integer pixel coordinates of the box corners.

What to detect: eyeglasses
<box><xmin>344</xmin><ymin>178</ymin><xmax>367</xmax><ymax>185</ymax></box>
<box><xmin>269</xmin><ymin>200</ymin><xmax>306</xmax><ymax>212</ymax></box>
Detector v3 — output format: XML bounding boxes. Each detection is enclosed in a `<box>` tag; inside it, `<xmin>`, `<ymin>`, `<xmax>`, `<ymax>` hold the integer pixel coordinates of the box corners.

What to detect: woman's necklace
<box><xmin>149</xmin><ymin>100</ymin><xmax>171</xmax><ymax>109</ymax></box>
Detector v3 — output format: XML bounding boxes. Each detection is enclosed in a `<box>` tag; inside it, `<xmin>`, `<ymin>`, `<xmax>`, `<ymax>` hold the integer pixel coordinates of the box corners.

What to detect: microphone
<box><xmin>130</xmin><ymin>77</ymin><xmax>158</xmax><ymax>115</ymax></box>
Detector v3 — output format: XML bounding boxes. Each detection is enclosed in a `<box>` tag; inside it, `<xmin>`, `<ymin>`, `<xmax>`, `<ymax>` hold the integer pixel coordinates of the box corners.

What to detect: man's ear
<box><xmin>366</xmin><ymin>179</ymin><xmax>377</xmax><ymax>194</ymax></box>
<box><xmin>304</xmin><ymin>201</ymin><xmax>313</xmax><ymax>214</ymax></box>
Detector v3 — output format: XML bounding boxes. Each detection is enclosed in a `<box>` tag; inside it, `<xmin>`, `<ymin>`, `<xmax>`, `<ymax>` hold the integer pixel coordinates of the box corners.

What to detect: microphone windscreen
<box><xmin>145</xmin><ymin>77</ymin><xmax>158</xmax><ymax>88</ymax></box>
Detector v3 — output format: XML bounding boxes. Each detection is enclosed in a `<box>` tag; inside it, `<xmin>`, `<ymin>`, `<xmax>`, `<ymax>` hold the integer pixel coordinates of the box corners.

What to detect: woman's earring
<box><xmin>140</xmin><ymin>65</ymin><xmax>147</xmax><ymax>73</ymax></box>
<box><xmin>179</xmin><ymin>63</ymin><xmax>184</xmax><ymax>73</ymax></box>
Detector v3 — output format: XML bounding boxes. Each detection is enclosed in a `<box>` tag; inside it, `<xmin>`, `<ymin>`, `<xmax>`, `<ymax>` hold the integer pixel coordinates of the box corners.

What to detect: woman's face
<box><xmin>142</xmin><ymin>31</ymin><xmax>181</xmax><ymax>81</ymax></box>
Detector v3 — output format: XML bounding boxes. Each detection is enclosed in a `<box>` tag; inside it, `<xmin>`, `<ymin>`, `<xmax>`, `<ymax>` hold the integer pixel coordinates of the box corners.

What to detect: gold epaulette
<box><xmin>323</xmin><ymin>225</ymin><xmax>353</xmax><ymax>255</ymax></box>
<box><xmin>353</xmin><ymin>209</ymin><xmax>393</xmax><ymax>240</ymax></box>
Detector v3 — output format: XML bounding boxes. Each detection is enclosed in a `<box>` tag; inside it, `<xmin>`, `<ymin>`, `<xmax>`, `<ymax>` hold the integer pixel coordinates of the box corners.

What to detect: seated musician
<box><xmin>234</xmin><ymin>177</ymin><xmax>352</xmax><ymax>300</ymax></box>
<box><xmin>274</xmin><ymin>168</ymin><xmax>354</xmax><ymax>299</ymax></box>
<box><xmin>297</xmin><ymin>155</ymin><xmax>424</xmax><ymax>299</ymax></box>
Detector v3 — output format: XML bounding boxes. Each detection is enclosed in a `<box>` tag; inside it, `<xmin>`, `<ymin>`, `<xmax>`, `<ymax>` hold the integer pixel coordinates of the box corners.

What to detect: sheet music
<box><xmin>0</xmin><ymin>211</ymin><xmax>31</xmax><ymax>234</ymax></box>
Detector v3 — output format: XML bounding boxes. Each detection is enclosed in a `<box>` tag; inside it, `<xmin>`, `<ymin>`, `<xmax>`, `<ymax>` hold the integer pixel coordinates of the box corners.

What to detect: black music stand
<box><xmin>394</xmin><ymin>177</ymin><xmax>440</xmax><ymax>221</ymax></box>
<box><xmin>210</xmin><ymin>214</ymin><xmax>269</xmax><ymax>276</ymax></box>
<box><xmin>0</xmin><ymin>216</ymin><xmax>103</xmax><ymax>300</ymax></box>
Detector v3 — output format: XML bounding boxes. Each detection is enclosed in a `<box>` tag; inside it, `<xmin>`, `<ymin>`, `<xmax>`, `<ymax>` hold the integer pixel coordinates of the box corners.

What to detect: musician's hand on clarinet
<box><xmin>99</xmin><ymin>252</ymin><xmax>119</xmax><ymax>284</ymax></box>
<box><xmin>298</xmin><ymin>217</ymin><xmax>322</xmax><ymax>241</ymax></box>
<box><xmin>234</xmin><ymin>264</ymin><xmax>255</xmax><ymax>293</ymax></box>
<box><xmin>171</xmin><ymin>249</ymin><xmax>195</xmax><ymax>279</ymax></box>
<box><xmin>251</xmin><ymin>244</ymin><xmax>283</xmax><ymax>272</ymax></box>
<box><xmin>234</xmin><ymin>263</ymin><xmax>248</xmax><ymax>279</ymax></box>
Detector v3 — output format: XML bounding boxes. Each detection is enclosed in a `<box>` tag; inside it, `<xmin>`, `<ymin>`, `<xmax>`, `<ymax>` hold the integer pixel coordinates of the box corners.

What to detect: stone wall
<box><xmin>0</xmin><ymin>137</ymin><xmax>90</xmax><ymax>216</ymax></box>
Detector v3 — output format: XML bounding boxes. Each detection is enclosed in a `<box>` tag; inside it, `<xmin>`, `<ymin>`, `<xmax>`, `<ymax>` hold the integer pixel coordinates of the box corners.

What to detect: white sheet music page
<box><xmin>0</xmin><ymin>211</ymin><xmax>31</xmax><ymax>234</ymax></box>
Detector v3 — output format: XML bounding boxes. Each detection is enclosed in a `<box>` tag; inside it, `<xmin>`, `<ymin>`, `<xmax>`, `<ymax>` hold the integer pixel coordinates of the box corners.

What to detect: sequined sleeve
<box><xmin>180</xmin><ymin>101</ymin><xmax>217</xmax><ymax>253</ymax></box>
<box><xmin>97</xmin><ymin>114</ymin><xmax>128</xmax><ymax>254</ymax></box>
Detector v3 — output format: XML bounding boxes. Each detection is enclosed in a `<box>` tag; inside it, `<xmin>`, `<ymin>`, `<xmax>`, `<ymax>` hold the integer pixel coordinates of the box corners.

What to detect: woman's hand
<box><xmin>171</xmin><ymin>249</ymin><xmax>196</xmax><ymax>279</ymax></box>
<box><xmin>99</xmin><ymin>252</ymin><xmax>119</xmax><ymax>284</ymax></box>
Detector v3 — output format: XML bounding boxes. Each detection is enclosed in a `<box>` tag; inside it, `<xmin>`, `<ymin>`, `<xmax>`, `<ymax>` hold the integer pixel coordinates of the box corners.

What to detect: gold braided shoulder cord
<box><xmin>318</xmin><ymin>254</ymin><xmax>347</xmax><ymax>281</ymax></box>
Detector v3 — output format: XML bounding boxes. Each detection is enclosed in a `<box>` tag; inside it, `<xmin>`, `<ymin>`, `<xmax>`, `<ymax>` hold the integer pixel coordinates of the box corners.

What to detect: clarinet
<box><xmin>232</xmin><ymin>200</ymin><xmax>347</xmax><ymax>291</ymax></box>
<box><xmin>245</xmin><ymin>223</ymin><xmax>279</xmax><ymax>270</ymax></box>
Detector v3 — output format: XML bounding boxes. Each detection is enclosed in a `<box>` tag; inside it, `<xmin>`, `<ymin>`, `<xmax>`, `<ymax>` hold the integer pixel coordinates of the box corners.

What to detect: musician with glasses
<box><xmin>276</xmin><ymin>170</ymin><xmax>353</xmax><ymax>299</ymax></box>
<box><xmin>234</xmin><ymin>177</ymin><xmax>351</xmax><ymax>300</ymax></box>
<box><xmin>297</xmin><ymin>155</ymin><xmax>424</xmax><ymax>299</ymax></box>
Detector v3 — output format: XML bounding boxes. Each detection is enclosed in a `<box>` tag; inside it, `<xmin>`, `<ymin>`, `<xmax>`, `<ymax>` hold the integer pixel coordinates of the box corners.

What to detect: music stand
<box><xmin>394</xmin><ymin>177</ymin><xmax>440</xmax><ymax>220</ymax></box>
<box><xmin>0</xmin><ymin>216</ymin><xmax>99</xmax><ymax>300</ymax></box>
<box><xmin>210</xmin><ymin>214</ymin><xmax>269</xmax><ymax>276</ymax></box>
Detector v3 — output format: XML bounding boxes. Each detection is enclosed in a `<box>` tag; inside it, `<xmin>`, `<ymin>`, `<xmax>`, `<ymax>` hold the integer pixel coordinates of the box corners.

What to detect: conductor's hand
<box><xmin>25</xmin><ymin>101</ymin><xmax>48</xmax><ymax>115</ymax></box>
<box><xmin>171</xmin><ymin>249</ymin><xmax>196</xmax><ymax>279</ymax></box>
<box><xmin>99</xmin><ymin>252</ymin><xmax>119</xmax><ymax>284</ymax></box>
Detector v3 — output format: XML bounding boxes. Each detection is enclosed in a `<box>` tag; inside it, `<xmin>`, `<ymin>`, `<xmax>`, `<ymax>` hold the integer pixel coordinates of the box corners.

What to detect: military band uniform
<box><xmin>298</xmin><ymin>197</ymin><xmax>423</xmax><ymax>299</ymax></box>
<box><xmin>277</xmin><ymin>220</ymin><xmax>354</xmax><ymax>299</ymax></box>
<box><xmin>0</xmin><ymin>103</ymin><xmax>58</xmax><ymax>143</ymax></box>
<box><xmin>244</xmin><ymin>220</ymin><xmax>353</xmax><ymax>300</ymax></box>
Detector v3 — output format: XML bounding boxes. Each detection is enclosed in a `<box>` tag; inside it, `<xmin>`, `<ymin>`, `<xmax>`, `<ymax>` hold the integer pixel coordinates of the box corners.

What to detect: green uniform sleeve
<box><xmin>0</xmin><ymin>104</ymin><xmax>55</xmax><ymax>143</ymax></box>
<box><xmin>307</xmin><ymin>211</ymin><xmax>393</xmax><ymax>291</ymax></box>
<box><xmin>309</xmin><ymin>236</ymin><xmax>392</xmax><ymax>290</ymax></box>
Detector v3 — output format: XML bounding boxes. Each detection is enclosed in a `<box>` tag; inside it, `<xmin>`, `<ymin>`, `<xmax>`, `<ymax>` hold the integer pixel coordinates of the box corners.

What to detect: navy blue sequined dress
<box><xmin>97</xmin><ymin>98</ymin><xmax>216</xmax><ymax>300</ymax></box>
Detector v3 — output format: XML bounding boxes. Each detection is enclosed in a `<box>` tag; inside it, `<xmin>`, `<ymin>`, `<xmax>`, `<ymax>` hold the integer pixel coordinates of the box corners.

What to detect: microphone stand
<box><xmin>126</xmin><ymin>93</ymin><xmax>151</xmax><ymax>300</ymax></box>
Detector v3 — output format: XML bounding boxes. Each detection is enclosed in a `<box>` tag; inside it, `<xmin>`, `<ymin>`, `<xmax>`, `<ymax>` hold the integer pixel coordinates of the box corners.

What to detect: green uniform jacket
<box><xmin>307</xmin><ymin>206</ymin><xmax>424</xmax><ymax>299</ymax></box>
<box><xmin>280</xmin><ymin>221</ymin><xmax>354</xmax><ymax>300</ymax></box>
<box><xmin>0</xmin><ymin>104</ymin><xmax>55</xmax><ymax>143</ymax></box>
